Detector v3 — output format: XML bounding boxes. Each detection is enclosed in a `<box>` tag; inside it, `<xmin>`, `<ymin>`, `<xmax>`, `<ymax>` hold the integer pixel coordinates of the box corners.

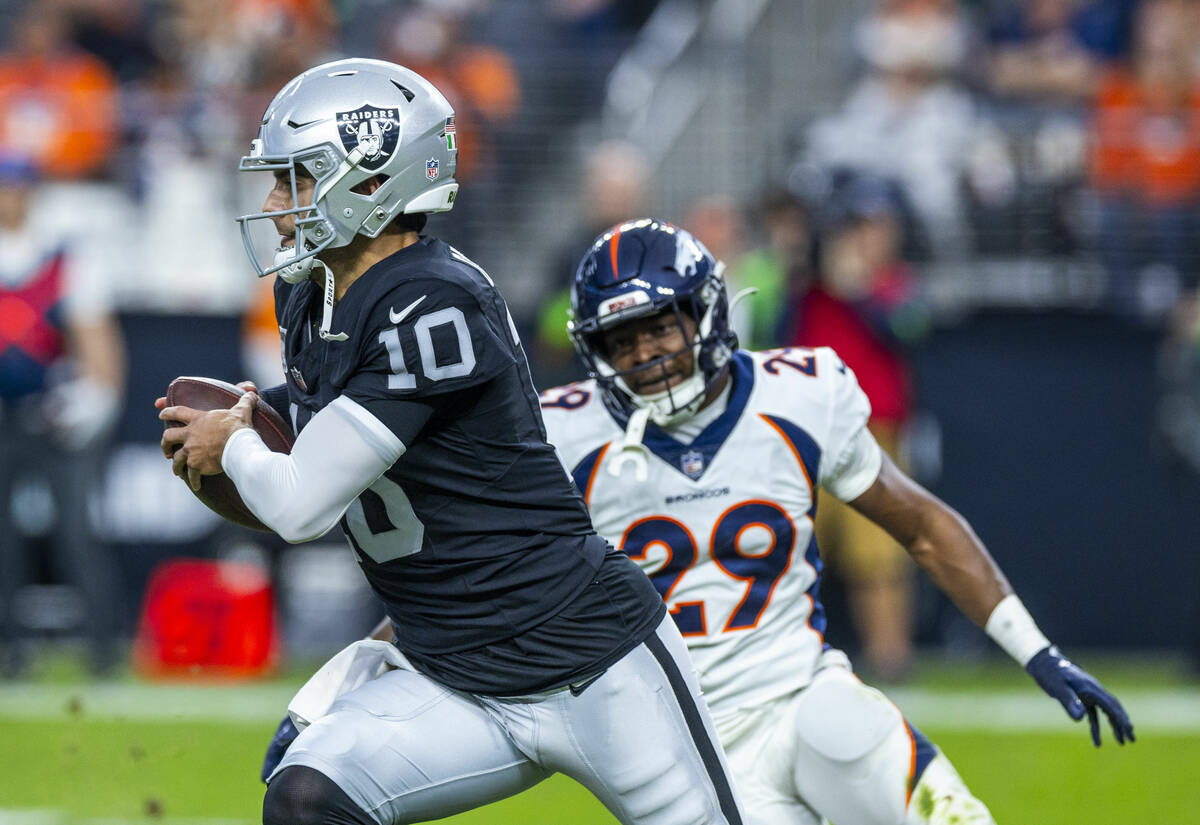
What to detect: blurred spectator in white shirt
<box><xmin>805</xmin><ymin>0</ymin><xmax>994</xmax><ymax>258</ymax></box>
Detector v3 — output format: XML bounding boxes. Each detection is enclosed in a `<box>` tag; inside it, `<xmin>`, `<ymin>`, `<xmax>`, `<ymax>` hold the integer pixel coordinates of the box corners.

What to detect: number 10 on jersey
<box><xmin>378</xmin><ymin>306</ymin><xmax>477</xmax><ymax>389</ymax></box>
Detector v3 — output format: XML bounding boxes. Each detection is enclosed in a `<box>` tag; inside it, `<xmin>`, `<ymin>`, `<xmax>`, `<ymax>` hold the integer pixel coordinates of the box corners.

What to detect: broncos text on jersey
<box><xmin>540</xmin><ymin>347</ymin><xmax>884</xmax><ymax>716</ymax></box>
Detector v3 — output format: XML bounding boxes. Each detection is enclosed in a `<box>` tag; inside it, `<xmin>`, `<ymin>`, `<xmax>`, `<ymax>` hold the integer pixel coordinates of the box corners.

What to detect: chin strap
<box><xmin>608</xmin><ymin>405</ymin><xmax>651</xmax><ymax>482</ymax></box>
<box><xmin>316</xmin><ymin>261</ymin><xmax>348</xmax><ymax>342</ymax></box>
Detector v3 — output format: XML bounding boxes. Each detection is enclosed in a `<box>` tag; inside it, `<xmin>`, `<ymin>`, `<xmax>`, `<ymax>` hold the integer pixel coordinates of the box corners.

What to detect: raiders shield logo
<box><xmin>336</xmin><ymin>104</ymin><xmax>401</xmax><ymax>171</ymax></box>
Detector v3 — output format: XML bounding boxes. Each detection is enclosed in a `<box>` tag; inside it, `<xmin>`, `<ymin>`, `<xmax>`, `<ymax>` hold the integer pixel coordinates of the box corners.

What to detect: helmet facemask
<box><xmin>236</xmin><ymin>141</ymin><xmax>368</xmax><ymax>284</ymax></box>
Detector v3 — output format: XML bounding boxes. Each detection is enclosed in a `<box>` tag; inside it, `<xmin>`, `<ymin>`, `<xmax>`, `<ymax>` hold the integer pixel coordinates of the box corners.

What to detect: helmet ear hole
<box><xmin>350</xmin><ymin>174</ymin><xmax>386</xmax><ymax>196</ymax></box>
<box><xmin>390</xmin><ymin>212</ymin><xmax>427</xmax><ymax>234</ymax></box>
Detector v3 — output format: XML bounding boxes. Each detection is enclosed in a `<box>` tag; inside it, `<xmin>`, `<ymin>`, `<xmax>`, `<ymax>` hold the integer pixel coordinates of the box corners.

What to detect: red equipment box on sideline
<box><xmin>133</xmin><ymin>558</ymin><xmax>280</xmax><ymax>679</ymax></box>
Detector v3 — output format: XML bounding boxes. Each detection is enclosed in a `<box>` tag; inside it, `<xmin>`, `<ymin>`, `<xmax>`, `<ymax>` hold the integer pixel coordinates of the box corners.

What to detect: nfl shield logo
<box><xmin>426</xmin><ymin>158</ymin><xmax>440</xmax><ymax>181</ymax></box>
<box><xmin>681</xmin><ymin>449</ymin><xmax>705</xmax><ymax>479</ymax></box>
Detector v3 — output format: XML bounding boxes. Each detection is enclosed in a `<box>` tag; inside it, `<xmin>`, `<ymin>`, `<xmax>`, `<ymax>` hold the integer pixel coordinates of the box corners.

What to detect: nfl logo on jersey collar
<box><xmin>608</xmin><ymin>351</ymin><xmax>755</xmax><ymax>483</ymax></box>
<box><xmin>681</xmin><ymin>449</ymin><xmax>705</xmax><ymax>479</ymax></box>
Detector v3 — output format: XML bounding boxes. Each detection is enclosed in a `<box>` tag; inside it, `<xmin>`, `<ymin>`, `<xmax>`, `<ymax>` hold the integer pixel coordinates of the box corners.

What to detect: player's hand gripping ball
<box><xmin>161</xmin><ymin>377</ymin><xmax>294</xmax><ymax>531</ymax></box>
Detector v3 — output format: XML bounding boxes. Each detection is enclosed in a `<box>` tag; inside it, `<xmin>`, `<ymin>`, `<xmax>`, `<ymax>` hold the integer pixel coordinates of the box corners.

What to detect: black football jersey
<box><xmin>274</xmin><ymin>238</ymin><xmax>663</xmax><ymax>693</ymax></box>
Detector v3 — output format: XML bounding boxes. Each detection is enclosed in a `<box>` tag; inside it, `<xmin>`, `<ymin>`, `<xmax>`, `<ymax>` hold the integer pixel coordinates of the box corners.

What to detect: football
<box><xmin>163</xmin><ymin>377</ymin><xmax>294</xmax><ymax>532</ymax></box>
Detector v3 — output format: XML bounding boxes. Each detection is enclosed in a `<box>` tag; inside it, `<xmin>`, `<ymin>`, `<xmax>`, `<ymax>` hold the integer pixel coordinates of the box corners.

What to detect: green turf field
<box><xmin>1</xmin><ymin>653</ymin><xmax>1196</xmax><ymax>823</ymax></box>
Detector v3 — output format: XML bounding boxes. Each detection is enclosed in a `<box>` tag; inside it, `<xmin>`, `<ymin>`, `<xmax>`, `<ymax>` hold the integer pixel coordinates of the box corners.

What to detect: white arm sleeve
<box><xmin>221</xmin><ymin>396</ymin><xmax>405</xmax><ymax>543</ymax></box>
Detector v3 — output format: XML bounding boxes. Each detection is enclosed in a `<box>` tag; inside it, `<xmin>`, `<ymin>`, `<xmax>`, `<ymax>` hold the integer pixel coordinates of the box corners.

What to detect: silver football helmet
<box><xmin>236</xmin><ymin>58</ymin><xmax>459</xmax><ymax>284</ymax></box>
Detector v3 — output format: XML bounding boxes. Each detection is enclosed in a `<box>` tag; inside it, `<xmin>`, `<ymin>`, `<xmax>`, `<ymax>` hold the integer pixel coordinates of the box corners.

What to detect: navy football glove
<box><xmin>261</xmin><ymin>715</ymin><xmax>300</xmax><ymax>783</ymax></box>
<box><xmin>1025</xmin><ymin>646</ymin><xmax>1135</xmax><ymax>747</ymax></box>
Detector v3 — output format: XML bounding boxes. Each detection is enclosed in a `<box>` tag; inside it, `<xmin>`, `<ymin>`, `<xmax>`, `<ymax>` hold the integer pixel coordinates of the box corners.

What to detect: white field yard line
<box><xmin>0</xmin><ymin>683</ymin><xmax>1198</xmax><ymax>732</ymax></box>
<box><xmin>0</xmin><ymin>682</ymin><xmax>298</xmax><ymax>722</ymax></box>
<box><xmin>885</xmin><ymin>687</ymin><xmax>1200</xmax><ymax>733</ymax></box>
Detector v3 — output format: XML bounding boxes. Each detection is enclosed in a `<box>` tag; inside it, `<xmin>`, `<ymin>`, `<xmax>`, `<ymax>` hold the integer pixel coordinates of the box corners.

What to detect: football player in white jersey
<box><xmin>538</xmin><ymin>218</ymin><xmax>1135</xmax><ymax>825</ymax></box>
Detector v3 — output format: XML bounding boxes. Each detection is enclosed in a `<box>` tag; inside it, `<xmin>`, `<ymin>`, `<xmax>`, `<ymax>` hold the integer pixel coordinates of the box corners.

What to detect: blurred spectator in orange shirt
<box><xmin>1088</xmin><ymin>0</ymin><xmax>1200</xmax><ymax>309</ymax></box>
<box><xmin>0</xmin><ymin>0</ymin><xmax>119</xmax><ymax>179</ymax></box>
<box><xmin>1089</xmin><ymin>0</ymin><xmax>1200</xmax><ymax>204</ymax></box>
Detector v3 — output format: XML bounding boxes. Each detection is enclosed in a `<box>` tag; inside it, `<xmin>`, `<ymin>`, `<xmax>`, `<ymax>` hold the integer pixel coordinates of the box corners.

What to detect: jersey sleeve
<box><xmin>538</xmin><ymin>382</ymin><xmax>607</xmax><ymax>473</ymax></box>
<box><xmin>342</xmin><ymin>279</ymin><xmax>517</xmax><ymax>443</ymax></box>
<box><xmin>817</xmin><ymin>348</ymin><xmax>883</xmax><ymax>502</ymax></box>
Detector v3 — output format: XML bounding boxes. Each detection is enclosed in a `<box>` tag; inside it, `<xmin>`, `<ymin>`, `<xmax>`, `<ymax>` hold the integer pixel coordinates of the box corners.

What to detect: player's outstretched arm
<box><xmin>849</xmin><ymin>453</ymin><xmax>1135</xmax><ymax>746</ymax></box>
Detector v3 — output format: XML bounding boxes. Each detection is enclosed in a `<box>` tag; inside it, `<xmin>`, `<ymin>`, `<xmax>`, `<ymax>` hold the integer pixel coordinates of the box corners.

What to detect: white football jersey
<box><xmin>540</xmin><ymin>347</ymin><xmax>883</xmax><ymax>717</ymax></box>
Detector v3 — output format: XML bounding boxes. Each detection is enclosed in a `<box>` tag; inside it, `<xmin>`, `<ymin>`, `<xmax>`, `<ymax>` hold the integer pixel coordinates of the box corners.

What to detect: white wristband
<box><xmin>984</xmin><ymin>594</ymin><xmax>1051</xmax><ymax>666</ymax></box>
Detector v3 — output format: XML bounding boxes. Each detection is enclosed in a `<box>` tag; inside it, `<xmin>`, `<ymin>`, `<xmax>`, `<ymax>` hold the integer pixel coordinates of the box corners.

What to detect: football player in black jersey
<box><xmin>159</xmin><ymin>59</ymin><xmax>746</xmax><ymax>825</ymax></box>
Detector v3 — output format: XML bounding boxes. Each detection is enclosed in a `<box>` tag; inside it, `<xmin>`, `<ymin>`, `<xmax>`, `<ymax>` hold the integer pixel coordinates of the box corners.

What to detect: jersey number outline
<box><xmin>622</xmin><ymin>516</ymin><xmax>705</xmax><ymax>633</ymax></box>
<box><xmin>539</xmin><ymin>384</ymin><xmax>592</xmax><ymax>410</ymax></box>
<box><xmin>343</xmin><ymin>475</ymin><xmax>424</xmax><ymax>564</ymax></box>
<box><xmin>762</xmin><ymin>347</ymin><xmax>817</xmax><ymax>377</ymax></box>
<box><xmin>619</xmin><ymin>499</ymin><xmax>796</xmax><ymax>636</ymax></box>
<box><xmin>378</xmin><ymin>306</ymin><xmax>477</xmax><ymax>390</ymax></box>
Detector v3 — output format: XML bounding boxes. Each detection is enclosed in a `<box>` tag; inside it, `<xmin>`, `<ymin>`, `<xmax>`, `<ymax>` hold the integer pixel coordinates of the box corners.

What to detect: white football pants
<box><xmin>716</xmin><ymin>652</ymin><xmax>995</xmax><ymax>825</ymax></box>
<box><xmin>273</xmin><ymin>615</ymin><xmax>746</xmax><ymax>825</ymax></box>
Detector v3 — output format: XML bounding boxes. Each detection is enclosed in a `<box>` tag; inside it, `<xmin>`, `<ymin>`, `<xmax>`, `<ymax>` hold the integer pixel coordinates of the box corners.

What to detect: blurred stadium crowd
<box><xmin>1</xmin><ymin>0</ymin><xmax>1199</xmax><ymax>677</ymax></box>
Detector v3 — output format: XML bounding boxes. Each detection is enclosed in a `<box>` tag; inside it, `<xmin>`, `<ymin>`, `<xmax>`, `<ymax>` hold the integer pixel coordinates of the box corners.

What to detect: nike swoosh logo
<box><xmin>568</xmin><ymin>670</ymin><xmax>607</xmax><ymax>697</ymax></box>
<box><xmin>389</xmin><ymin>295</ymin><xmax>427</xmax><ymax>325</ymax></box>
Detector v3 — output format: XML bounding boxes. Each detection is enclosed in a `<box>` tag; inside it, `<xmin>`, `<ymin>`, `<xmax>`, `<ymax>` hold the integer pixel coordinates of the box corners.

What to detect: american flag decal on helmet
<box><xmin>444</xmin><ymin>116</ymin><xmax>457</xmax><ymax>151</ymax></box>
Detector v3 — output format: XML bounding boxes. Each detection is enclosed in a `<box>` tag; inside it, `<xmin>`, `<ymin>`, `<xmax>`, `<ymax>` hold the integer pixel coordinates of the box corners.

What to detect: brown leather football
<box><xmin>163</xmin><ymin>377</ymin><xmax>294</xmax><ymax>532</ymax></box>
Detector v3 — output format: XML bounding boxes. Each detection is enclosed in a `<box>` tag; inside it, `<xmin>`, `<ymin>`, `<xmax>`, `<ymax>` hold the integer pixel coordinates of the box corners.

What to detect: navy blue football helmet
<box><xmin>568</xmin><ymin>218</ymin><xmax>737</xmax><ymax>425</ymax></box>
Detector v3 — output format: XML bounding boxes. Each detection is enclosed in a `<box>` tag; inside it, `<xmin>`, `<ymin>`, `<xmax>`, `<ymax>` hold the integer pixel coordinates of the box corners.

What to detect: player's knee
<box><xmin>792</xmin><ymin>668</ymin><xmax>900</xmax><ymax>762</ymax></box>
<box><xmin>263</xmin><ymin>766</ymin><xmax>375</xmax><ymax>825</ymax></box>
